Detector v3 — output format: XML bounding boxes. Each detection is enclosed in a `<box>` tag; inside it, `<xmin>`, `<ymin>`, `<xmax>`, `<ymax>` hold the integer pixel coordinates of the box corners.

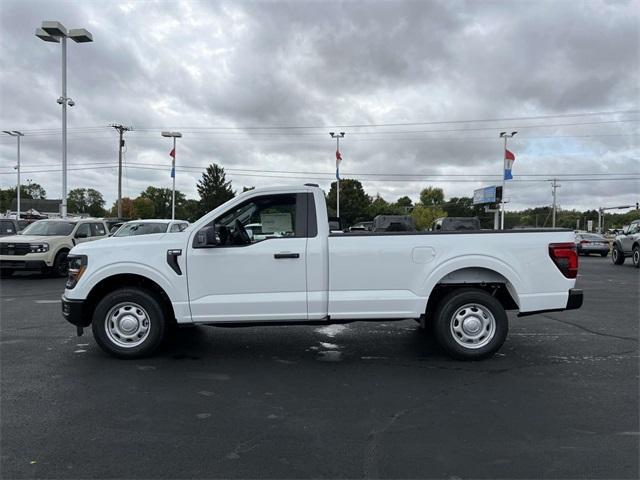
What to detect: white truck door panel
<box><xmin>186</xmin><ymin>191</ymin><xmax>311</xmax><ymax>323</ymax></box>
<box><xmin>187</xmin><ymin>238</ymin><xmax>308</xmax><ymax>322</ymax></box>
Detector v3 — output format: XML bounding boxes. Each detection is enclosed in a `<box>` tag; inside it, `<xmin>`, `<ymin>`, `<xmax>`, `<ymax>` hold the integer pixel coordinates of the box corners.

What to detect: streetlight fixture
<box><xmin>35</xmin><ymin>21</ymin><xmax>93</xmax><ymax>218</ymax></box>
<box><xmin>329</xmin><ymin>132</ymin><xmax>345</xmax><ymax>219</ymax></box>
<box><xmin>499</xmin><ymin>131</ymin><xmax>517</xmax><ymax>229</ymax></box>
<box><xmin>2</xmin><ymin>131</ymin><xmax>24</xmax><ymax>219</ymax></box>
<box><xmin>161</xmin><ymin>131</ymin><xmax>182</xmax><ymax>220</ymax></box>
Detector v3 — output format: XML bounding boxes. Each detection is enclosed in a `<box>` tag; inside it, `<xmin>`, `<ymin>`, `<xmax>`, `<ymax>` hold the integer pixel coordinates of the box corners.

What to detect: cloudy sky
<box><xmin>0</xmin><ymin>0</ymin><xmax>638</xmax><ymax>213</ymax></box>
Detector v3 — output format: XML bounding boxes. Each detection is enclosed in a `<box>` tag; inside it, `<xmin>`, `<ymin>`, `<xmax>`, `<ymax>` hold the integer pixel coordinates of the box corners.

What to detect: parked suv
<box><xmin>611</xmin><ymin>220</ymin><xmax>640</xmax><ymax>267</ymax></box>
<box><xmin>0</xmin><ymin>219</ymin><xmax>20</xmax><ymax>237</ymax></box>
<box><xmin>0</xmin><ymin>218</ymin><xmax>108</xmax><ymax>277</ymax></box>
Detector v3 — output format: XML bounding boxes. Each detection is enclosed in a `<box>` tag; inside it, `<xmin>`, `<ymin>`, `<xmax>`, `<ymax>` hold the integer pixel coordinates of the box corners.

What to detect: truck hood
<box><xmin>0</xmin><ymin>234</ymin><xmax>60</xmax><ymax>243</ymax></box>
<box><xmin>71</xmin><ymin>232</ymin><xmax>186</xmax><ymax>256</ymax></box>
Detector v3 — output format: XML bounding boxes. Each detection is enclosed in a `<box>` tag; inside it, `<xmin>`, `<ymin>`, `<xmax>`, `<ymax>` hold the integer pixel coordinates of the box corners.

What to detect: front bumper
<box><xmin>61</xmin><ymin>295</ymin><xmax>92</xmax><ymax>328</ymax></box>
<box><xmin>0</xmin><ymin>259</ymin><xmax>48</xmax><ymax>271</ymax></box>
<box><xmin>518</xmin><ymin>288</ymin><xmax>583</xmax><ymax>317</ymax></box>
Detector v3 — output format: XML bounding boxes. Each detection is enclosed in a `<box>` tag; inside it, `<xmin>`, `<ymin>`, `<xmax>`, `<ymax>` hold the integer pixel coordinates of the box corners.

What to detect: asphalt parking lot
<box><xmin>1</xmin><ymin>256</ymin><xmax>638</xmax><ymax>479</ymax></box>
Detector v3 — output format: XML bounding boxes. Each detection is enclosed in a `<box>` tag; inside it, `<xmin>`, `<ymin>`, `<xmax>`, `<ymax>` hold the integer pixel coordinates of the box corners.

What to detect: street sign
<box><xmin>587</xmin><ymin>220</ymin><xmax>593</xmax><ymax>232</ymax></box>
<box><xmin>473</xmin><ymin>185</ymin><xmax>503</xmax><ymax>205</ymax></box>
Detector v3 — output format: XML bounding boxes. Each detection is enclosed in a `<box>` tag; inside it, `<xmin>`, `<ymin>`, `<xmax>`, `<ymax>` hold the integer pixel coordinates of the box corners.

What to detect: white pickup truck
<box><xmin>62</xmin><ymin>185</ymin><xmax>582</xmax><ymax>360</ymax></box>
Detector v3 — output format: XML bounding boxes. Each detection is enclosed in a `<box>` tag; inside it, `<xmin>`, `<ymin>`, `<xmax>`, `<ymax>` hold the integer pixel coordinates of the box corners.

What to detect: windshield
<box><xmin>114</xmin><ymin>222</ymin><xmax>168</xmax><ymax>237</ymax></box>
<box><xmin>21</xmin><ymin>220</ymin><xmax>75</xmax><ymax>236</ymax></box>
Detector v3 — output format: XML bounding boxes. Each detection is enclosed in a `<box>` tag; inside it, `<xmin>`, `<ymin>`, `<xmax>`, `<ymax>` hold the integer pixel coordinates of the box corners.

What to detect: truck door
<box><xmin>186</xmin><ymin>193</ymin><xmax>310</xmax><ymax>322</ymax></box>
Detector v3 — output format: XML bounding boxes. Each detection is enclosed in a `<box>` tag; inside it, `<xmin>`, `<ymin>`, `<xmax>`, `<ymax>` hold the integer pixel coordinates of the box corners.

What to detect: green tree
<box><xmin>0</xmin><ymin>184</ymin><xmax>47</xmax><ymax>212</ymax></box>
<box><xmin>132</xmin><ymin>197</ymin><xmax>155</xmax><ymax>219</ymax></box>
<box><xmin>411</xmin><ymin>204</ymin><xmax>447</xmax><ymax>230</ymax></box>
<box><xmin>326</xmin><ymin>179</ymin><xmax>371</xmax><ymax>227</ymax></box>
<box><xmin>177</xmin><ymin>199</ymin><xmax>201</xmax><ymax>222</ymax></box>
<box><xmin>109</xmin><ymin>197</ymin><xmax>135</xmax><ymax>218</ymax></box>
<box><xmin>420</xmin><ymin>187</ymin><xmax>445</xmax><ymax>206</ymax></box>
<box><xmin>197</xmin><ymin>164</ymin><xmax>235</xmax><ymax>215</ymax></box>
<box><xmin>368</xmin><ymin>194</ymin><xmax>402</xmax><ymax>218</ymax></box>
<box><xmin>67</xmin><ymin>188</ymin><xmax>106</xmax><ymax>216</ymax></box>
<box><xmin>140</xmin><ymin>186</ymin><xmax>186</xmax><ymax>219</ymax></box>
<box><xmin>396</xmin><ymin>196</ymin><xmax>413</xmax><ymax>207</ymax></box>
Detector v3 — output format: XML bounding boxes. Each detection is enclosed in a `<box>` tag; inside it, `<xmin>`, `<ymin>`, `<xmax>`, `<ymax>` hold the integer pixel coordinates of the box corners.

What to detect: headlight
<box><xmin>29</xmin><ymin>243</ymin><xmax>49</xmax><ymax>253</ymax></box>
<box><xmin>66</xmin><ymin>255</ymin><xmax>88</xmax><ymax>289</ymax></box>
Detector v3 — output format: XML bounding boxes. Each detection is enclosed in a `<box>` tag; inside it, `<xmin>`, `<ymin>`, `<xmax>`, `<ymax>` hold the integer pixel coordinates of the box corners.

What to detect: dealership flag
<box><xmin>169</xmin><ymin>148</ymin><xmax>175</xmax><ymax>178</ymax></box>
<box><xmin>336</xmin><ymin>149</ymin><xmax>342</xmax><ymax>180</ymax></box>
<box><xmin>504</xmin><ymin>149</ymin><xmax>515</xmax><ymax>180</ymax></box>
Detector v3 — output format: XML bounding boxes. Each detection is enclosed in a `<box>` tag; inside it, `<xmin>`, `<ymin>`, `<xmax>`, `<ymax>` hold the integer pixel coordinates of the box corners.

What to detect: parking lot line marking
<box><xmin>35</xmin><ymin>299</ymin><xmax>61</xmax><ymax>304</ymax></box>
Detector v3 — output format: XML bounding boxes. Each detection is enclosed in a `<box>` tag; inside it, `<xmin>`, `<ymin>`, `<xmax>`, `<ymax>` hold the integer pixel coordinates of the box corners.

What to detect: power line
<box><xmin>3</xmin><ymin>109</ymin><xmax>638</xmax><ymax>136</ymax></box>
<box><xmin>131</xmin><ymin>109</ymin><xmax>640</xmax><ymax>131</ymax></box>
<box><xmin>1</xmin><ymin>164</ymin><xmax>638</xmax><ymax>183</ymax></box>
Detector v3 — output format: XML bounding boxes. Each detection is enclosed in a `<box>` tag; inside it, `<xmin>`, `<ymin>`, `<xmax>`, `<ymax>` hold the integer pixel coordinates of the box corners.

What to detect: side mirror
<box><xmin>195</xmin><ymin>225</ymin><xmax>218</xmax><ymax>247</ymax></box>
<box><xmin>75</xmin><ymin>232</ymin><xmax>88</xmax><ymax>239</ymax></box>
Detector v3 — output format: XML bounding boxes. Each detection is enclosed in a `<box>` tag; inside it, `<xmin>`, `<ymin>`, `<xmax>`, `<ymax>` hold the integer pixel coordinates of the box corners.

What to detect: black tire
<box><xmin>612</xmin><ymin>245</ymin><xmax>625</xmax><ymax>265</ymax></box>
<box><xmin>0</xmin><ymin>269</ymin><xmax>14</xmax><ymax>279</ymax></box>
<box><xmin>52</xmin><ymin>249</ymin><xmax>70</xmax><ymax>277</ymax></box>
<box><xmin>633</xmin><ymin>245</ymin><xmax>640</xmax><ymax>268</ymax></box>
<box><xmin>91</xmin><ymin>287</ymin><xmax>168</xmax><ymax>359</ymax></box>
<box><xmin>433</xmin><ymin>288</ymin><xmax>508</xmax><ymax>361</ymax></box>
<box><xmin>600</xmin><ymin>252</ymin><xmax>608</xmax><ymax>257</ymax></box>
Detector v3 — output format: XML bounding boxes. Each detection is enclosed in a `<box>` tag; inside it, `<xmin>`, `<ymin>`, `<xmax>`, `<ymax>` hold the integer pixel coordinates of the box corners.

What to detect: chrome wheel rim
<box><xmin>450</xmin><ymin>303</ymin><xmax>496</xmax><ymax>349</ymax></box>
<box><xmin>104</xmin><ymin>302</ymin><xmax>151</xmax><ymax>348</ymax></box>
<box><xmin>634</xmin><ymin>249</ymin><xmax>639</xmax><ymax>265</ymax></box>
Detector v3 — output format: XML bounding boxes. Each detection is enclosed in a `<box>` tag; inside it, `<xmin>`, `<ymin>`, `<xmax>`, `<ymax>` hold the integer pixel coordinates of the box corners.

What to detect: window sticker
<box><xmin>260</xmin><ymin>213</ymin><xmax>292</xmax><ymax>233</ymax></box>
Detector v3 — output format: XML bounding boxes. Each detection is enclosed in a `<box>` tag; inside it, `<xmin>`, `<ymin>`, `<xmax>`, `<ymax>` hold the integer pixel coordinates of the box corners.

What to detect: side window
<box><xmin>214</xmin><ymin>194</ymin><xmax>300</xmax><ymax>246</ymax></box>
<box><xmin>0</xmin><ymin>221</ymin><xmax>15</xmax><ymax>235</ymax></box>
<box><xmin>170</xmin><ymin>223</ymin><xmax>182</xmax><ymax>233</ymax></box>
<box><xmin>91</xmin><ymin>223</ymin><xmax>106</xmax><ymax>237</ymax></box>
<box><xmin>75</xmin><ymin>223</ymin><xmax>91</xmax><ymax>238</ymax></box>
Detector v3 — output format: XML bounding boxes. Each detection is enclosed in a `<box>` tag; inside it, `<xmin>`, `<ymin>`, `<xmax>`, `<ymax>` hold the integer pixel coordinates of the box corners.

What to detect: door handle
<box><xmin>274</xmin><ymin>252</ymin><xmax>300</xmax><ymax>259</ymax></box>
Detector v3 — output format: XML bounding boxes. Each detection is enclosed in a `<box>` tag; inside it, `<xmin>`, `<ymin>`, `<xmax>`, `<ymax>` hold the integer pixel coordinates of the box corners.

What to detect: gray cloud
<box><xmin>0</xmin><ymin>0</ymin><xmax>638</xmax><ymax>215</ymax></box>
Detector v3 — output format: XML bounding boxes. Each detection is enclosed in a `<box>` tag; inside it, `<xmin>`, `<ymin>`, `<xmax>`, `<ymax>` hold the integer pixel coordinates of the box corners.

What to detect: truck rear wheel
<box><xmin>612</xmin><ymin>245</ymin><xmax>625</xmax><ymax>265</ymax></box>
<box><xmin>433</xmin><ymin>288</ymin><xmax>508</xmax><ymax>361</ymax></box>
<box><xmin>91</xmin><ymin>287</ymin><xmax>168</xmax><ymax>358</ymax></box>
<box><xmin>633</xmin><ymin>245</ymin><xmax>640</xmax><ymax>268</ymax></box>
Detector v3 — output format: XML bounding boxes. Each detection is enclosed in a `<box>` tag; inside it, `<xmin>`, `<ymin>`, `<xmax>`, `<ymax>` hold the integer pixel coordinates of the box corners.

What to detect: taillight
<box><xmin>549</xmin><ymin>243</ymin><xmax>578</xmax><ymax>279</ymax></box>
<box><xmin>580</xmin><ymin>240</ymin><xmax>589</xmax><ymax>244</ymax></box>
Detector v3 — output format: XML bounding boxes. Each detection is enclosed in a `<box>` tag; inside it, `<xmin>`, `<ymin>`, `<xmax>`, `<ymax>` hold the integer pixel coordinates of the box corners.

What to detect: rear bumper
<box><xmin>0</xmin><ymin>260</ymin><xmax>47</xmax><ymax>271</ymax></box>
<box><xmin>518</xmin><ymin>288</ymin><xmax>583</xmax><ymax>317</ymax></box>
<box><xmin>61</xmin><ymin>296</ymin><xmax>92</xmax><ymax>328</ymax></box>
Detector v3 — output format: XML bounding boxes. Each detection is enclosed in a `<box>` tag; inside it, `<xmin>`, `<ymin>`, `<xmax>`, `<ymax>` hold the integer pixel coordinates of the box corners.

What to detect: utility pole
<box><xmin>329</xmin><ymin>132</ymin><xmax>345</xmax><ymax>219</ymax></box>
<box><xmin>551</xmin><ymin>178</ymin><xmax>561</xmax><ymax>228</ymax></box>
<box><xmin>2</xmin><ymin>131</ymin><xmax>24</xmax><ymax>219</ymax></box>
<box><xmin>110</xmin><ymin>124</ymin><xmax>132</xmax><ymax>218</ymax></box>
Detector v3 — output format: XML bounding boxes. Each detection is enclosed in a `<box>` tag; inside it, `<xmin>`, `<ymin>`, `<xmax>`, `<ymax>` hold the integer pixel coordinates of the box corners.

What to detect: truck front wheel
<box><xmin>91</xmin><ymin>288</ymin><xmax>168</xmax><ymax>358</ymax></box>
<box><xmin>433</xmin><ymin>288</ymin><xmax>508</xmax><ymax>361</ymax></box>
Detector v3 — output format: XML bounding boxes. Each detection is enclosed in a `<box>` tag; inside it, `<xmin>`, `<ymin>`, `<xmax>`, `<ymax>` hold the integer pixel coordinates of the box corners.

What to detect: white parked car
<box><xmin>111</xmin><ymin>219</ymin><xmax>189</xmax><ymax>237</ymax></box>
<box><xmin>62</xmin><ymin>185</ymin><xmax>582</xmax><ymax>360</ymax></box>
<box><xmin>0</xmin><ymin>218</ymin><xmax>108</xmax><ymax>277</ymax></box>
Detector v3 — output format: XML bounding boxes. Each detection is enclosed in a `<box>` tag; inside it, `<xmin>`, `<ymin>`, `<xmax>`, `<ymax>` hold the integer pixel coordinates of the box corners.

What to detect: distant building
<box><xmin>9</xmin><ymin>199</ymin><xmax>62</xmax><ymax>218</ymax></box>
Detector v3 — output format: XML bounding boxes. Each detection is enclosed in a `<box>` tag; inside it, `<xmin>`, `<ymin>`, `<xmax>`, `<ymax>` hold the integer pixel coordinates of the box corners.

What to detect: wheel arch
<box><xmin>422</xmin><ymin>261</ymin><xmax>521</xmax><ymax>323</ymax></box>
<box><xmin>83</xmin><ymin>273</ymin><xmax>176</xmax><ymax>326</ymax></box>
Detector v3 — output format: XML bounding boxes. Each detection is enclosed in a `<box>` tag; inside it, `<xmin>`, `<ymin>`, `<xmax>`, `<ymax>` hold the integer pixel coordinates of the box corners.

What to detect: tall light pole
<box><xmin>329</xmin><ymin>132</ymin><xmax>345</xmax><ymax>219</ymax></box>
<box><xmin>35</xmin><ymin>21</ymin><xmax>93</xmax><ymax>218</ymax></box>
<box><xmin>499</xmin><ymin>131</ymin><xmax>517</xmax><ymax>229</ymax></box>
<box><xmin>161</xmin><ymin>131</ymin><xmax>182</xmax><ymax>220</ymax></box>
<box><xmin>2</xmin><ymin>131</ymin><xmax>24</xmax><ymax>219</ymax></box>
